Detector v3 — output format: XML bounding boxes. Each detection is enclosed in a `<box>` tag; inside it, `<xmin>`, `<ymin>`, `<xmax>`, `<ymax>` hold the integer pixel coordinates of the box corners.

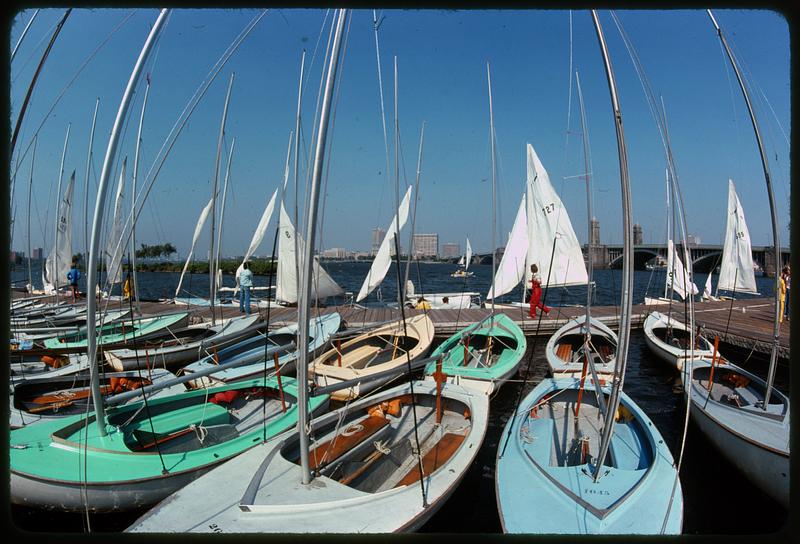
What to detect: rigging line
<box><xmin>11</xmin><ymin>11</ymin><xmax>136</xmax><ymax>181</ymax></box>
<box><xmin>392</xmin><ymin>234</ymin><xmax>428</xmax><ymax>507</ymax></box>
<box><xmin>10</xmin><ymin>11</ymin><xmax>58</xmax><ymax>86</ymax></box>
<box><xmin>11</xmin><ymin>8</ymin><xmax>72</xmax><ymax>157</ymax></box>
<box><xmin>715</xmin><ymin>34</ymin><xmax>745</xmax><ymax>186</ymax></box>
<box><xmin>499</xmin><ymin>234</ymin><xmax>559</xmax><ymax>458</ymax></box>
<box><xmin>561</xmin><ymin>9</ymin><xmax>575</xmax><ymax>174</ymax></box>
<box><xmin>317</xmin><ymin>11</ymin><xmax>352</xmax><ymax>261</ymax></box>
<box><xmin>122</xmin><ymin>12</ymin><xmax>267</xmax><ymax>262</ymax></box>
<box><xmin>372</xmin><ymin>8</ymin><xmax>392</xmax><ymax>230</ymax></box>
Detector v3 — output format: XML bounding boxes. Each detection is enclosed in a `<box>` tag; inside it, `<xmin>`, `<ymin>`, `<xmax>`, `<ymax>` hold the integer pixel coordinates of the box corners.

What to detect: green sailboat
<box><xmin>42</xmin><ymin>311</ymin><xmax>189</xmax><ymax>349</ymax></box>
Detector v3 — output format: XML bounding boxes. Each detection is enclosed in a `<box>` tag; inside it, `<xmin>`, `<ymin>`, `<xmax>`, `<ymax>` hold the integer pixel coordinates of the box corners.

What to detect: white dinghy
<box><xmin>642</xmin><ymin>311</ymin><xmax>719</xmax><ymax>371</ymax></box>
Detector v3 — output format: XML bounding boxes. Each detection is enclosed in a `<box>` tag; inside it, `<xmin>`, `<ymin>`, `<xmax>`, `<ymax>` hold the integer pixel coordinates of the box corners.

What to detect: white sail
<box><xmin>718</xmin><ymin>179</ymin><xmax>757</xmax><ymax>293</ymax></box>
<box><xmin>43</xmin><ymin>171</ymin><xmax>76</xmax><ymax>292</ymax></box>
<box><xmin>524</xmin><ymin>143</ymin><xmax>588</xmax><ymax>288</ymax></box>
<box><xmin>465</xmin><ymin>238</ymin><xmax>472</xmax><ymax>271</ymax></box>
<box><xmin>356</xmin><ymin>186</ymin><xmax>412</xmax><ymax>302</ymax></box>
<box><xmin>666</xmin><ymin>239</ymin><xmax>698</xmax><ymax>300</ymax></box>
<box><xmin>276</xmin><ymin>203</ymin><xmax>343</xmax><ymax>304</ymax></box>
<box><xmin>457</xmin><ymin>255</ymin><xmax>464</xmax><ymax>266</ymax></box>
<box><xmin>104</xmin><ymin>159</ymin><xmax>127</xmax><ymax>286</ymax></box>
<box><xmin>174</xmin><ymin>196</ymin><xmax>214</xmax><ymax>298</ymax></box>
<box><xmin>487</xmin><ymin>195</ymin><xmax>528</xmax><ymax>300</ymax></box>
<box><xmin>234</xmin><ymin>187</ymin><xmax>279</xmax><ymax>292</ymax></box>
<box><xmin>702</xmin><ymin>272</ymin><xmax>718</xmax><ymax>301</ymax></box>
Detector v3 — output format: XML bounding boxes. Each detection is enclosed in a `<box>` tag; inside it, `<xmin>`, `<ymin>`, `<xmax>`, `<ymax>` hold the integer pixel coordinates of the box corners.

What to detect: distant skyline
<box><xmin>8</xmin><ymin>8</ymin><xmax>791</xmax><ymax>260</ymax></box>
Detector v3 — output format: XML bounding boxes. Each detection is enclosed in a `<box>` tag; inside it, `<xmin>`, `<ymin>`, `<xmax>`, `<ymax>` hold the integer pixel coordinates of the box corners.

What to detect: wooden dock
<box><xmin>128</xmin><ymin>296</ymin><xmax>789</xmax><ymax>361</ymax></box>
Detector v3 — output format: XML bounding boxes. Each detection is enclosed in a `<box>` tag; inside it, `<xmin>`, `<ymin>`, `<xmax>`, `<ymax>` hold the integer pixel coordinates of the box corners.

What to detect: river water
<box><xmin>9</xmin><ymin>261</ymin><xmax>789</xmax><ymax>534</ymax></box>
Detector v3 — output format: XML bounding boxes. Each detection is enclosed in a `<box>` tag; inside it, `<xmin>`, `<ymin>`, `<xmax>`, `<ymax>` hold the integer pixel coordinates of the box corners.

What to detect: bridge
<box><xmin>471</xmin><ymin>244</ymin><xmax>790</xmax><ymax>276</ymax></box>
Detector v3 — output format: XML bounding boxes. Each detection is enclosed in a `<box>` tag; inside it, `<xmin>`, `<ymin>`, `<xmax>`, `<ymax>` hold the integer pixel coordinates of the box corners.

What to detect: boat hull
<box><xmin>642</xmin><ymin>311</ymin><xmax>717</xmax><ymax>371</ymax></box>
<box><xmin>545</xmin><ymin>317</ymin><xmax>617</xmax><ymax>378</ymax></box>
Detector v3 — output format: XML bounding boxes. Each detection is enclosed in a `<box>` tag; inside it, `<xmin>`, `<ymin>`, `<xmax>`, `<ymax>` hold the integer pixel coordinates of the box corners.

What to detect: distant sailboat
<box><xmin>450</xmin><ymin>238</ymin><xmax>474</xmax><ymax>277</ymax></box>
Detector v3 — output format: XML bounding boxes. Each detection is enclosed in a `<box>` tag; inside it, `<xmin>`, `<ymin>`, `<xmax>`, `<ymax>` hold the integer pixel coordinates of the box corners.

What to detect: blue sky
<box><xmin>9</xmin><ymin>8</ymin><xmax>791</xmax><ymax>260</ymax></box>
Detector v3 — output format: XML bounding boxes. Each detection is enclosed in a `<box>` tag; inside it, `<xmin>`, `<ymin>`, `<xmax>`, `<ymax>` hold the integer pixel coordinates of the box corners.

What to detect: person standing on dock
<box><xmin>123</xmin><ymin>270</ymin><xmax>134</xmax><ymax>301</ymax></box>
<box><xmin>529</xmin><ymin>264</ymin><xmax>550</xmax><ymax>318</ymax></box>
<box><xmin>66</xmin><ymin>260</ymin><xmax>81</xmax><ymax>302</ymax></box>
<box><xmin>783</xmin><ymin>266</ymin><xmax>790</xmax><ymax>321</ymax></box>
<box><xmin>238</xmin><ymin>261</ymin><xmax>253</xmax><ymax>315</ymax></box>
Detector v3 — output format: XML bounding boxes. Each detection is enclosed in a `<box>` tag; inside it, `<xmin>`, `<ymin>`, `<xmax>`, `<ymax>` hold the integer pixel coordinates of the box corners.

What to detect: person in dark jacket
<box><xmin>66</xmin><ymin>260</ymin><xmax>81</xmax><ymax>302</ymax></box>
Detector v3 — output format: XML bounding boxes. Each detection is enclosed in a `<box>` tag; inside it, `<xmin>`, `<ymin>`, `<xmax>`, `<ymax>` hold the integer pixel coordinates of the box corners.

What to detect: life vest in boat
<box><xmin>209</xmin><ymin>389</ymin><xmax>240</xmax><ymax>405</ymax></box>
<box><xmin>615</xmin><ymin>404</ymin><xmax>634</xmax><ymax>423</ymax></box>
<box><xmin>724</xmin><ymin>373</ymin><xmax>750</xmax><ymax>388</ymax></box>
<box><xmin>41</xmin><ymin>355</ymin><xmax>69</xmax><ymax>368</ymax></box>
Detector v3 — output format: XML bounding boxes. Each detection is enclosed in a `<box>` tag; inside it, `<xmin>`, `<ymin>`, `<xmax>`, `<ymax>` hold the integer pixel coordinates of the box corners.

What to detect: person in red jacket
<box><xmin>529</xmin><ymin>264</ymin><xmax>551</xmax><ymax>318</ymax></box>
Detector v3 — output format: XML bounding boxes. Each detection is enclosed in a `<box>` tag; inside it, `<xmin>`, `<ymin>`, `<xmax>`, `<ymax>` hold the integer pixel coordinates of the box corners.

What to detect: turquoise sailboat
<box><xmin>494</xmin><ymin>12</ymin><xmax>682</xmax><ymax>534</ymax></box>
<box><xmin>42</xmin><ymin>311</ymin><xmax>189</xmax><ymax>349</ymax></box>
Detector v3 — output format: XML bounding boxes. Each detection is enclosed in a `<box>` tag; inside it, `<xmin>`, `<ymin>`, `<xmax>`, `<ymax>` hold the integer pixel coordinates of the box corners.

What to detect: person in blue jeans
<box><xmin>238</xmin><ymin>261</ymin><xmax>253</xmax><ymax>314</ymax></box>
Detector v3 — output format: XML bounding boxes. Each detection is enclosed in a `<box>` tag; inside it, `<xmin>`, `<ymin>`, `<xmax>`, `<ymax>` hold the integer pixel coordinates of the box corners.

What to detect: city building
<box><xmin>590</xmin><ymin>217</ymin><xmax>600</xmax><ymax>246</ymax></box>
<box><xmin>32</xmin><ymin>247</ymin><xmax>43</xmax><ymax>260</ymax></box>
<box><xmin>371</xmin><ymin>227</ymin><xmax>386</xmax><ymax>256</ymax></box>
<box><xmin>633</xmin><ymin>223</ymin><xmax>643</xmax><ymax>245</ymax></box>
<box><xmin>441</xmin><ymin>242</ymin><xmax>460</xmax><ymax>259</ymax></box>
<box><xmin>412</xmin><ymin>233</ymin><xmax>438</xmax><ymax>258</ymax></box>
<box><xmin>687</xmin><ymin>234</ymin><xmax>701</xmax><ymax>246</ymax></box>
<box><xmin>322</xmin><ymin>247</ymin><xmax>347</xmax><ymax>259</ymax></box>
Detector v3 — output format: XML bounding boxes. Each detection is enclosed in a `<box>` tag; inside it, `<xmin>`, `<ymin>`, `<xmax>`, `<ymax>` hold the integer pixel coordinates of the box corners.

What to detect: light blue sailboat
<box><xmin>495</xmin><ymin>13</ymin><xmax>682</xmax><ymax>534</ymax></box>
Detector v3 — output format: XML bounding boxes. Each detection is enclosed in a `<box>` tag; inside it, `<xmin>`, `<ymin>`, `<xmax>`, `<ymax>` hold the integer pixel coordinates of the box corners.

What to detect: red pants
<box><xmin>529</xmin><ymin>281</ymin><xmax>550</xmax><ymax>317</ymax></box>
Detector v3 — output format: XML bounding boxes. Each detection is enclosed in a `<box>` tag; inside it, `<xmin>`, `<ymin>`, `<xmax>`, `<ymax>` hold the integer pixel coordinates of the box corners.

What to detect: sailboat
<box><xmin>495</xmin><ymin>13</ymin><xmax>682</xmax><ymax>533</ymax></box>
<box><xmin>11</xmin><ymin>11</ymin><xmax>328</xmax><ymax>513</ymax></box>
<box><xmin>545</xmin><ymin>72</ymin><xmax>617</xmax><ymax>379</ymax></box>
<box><xmin>128</xmin><ymin>22</ymin><xmax>490</xmax><ymax>531</ymax></box>
<box><xmin>450</xmin><ymin>238</ymin><xmax>474</xmax><ymax>277</ymax></box>
<box><xmin>703</xmin><ymin>179</ymin><xmax>758</xmax><ymax>300</ymax></box>
<box><xmin>487</xmin><ymin>143</ymin><xmax>588</xmax><ymax>310</ymax></box>
<box><xmin>682</xmin><ymin>10</ymin><xmax>789</xmax><ymax>509</ymax></box>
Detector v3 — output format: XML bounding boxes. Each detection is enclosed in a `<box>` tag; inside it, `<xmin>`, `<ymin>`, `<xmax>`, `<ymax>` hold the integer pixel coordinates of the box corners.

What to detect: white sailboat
<box><xmin>711</xmin><ymin>179</ymin><xmax>758</xmax><ymax>298</ymax></box>
<box><xmin>450</xmin><ymin>238</ymin><xmax>474</xmax><ymax>277</ymax></box>
<box><xmin>488</xmin><ymin>143</ymin><xmax>588</xmax><ymax>308</ymax></box>
<box><xmin>103</xmin><ymin>157</ymin><xmax>127</xmax><ymax>293</ymax></box>
<box><xmin>43</xmin><ymin>170</ymin><xmax>75</xmax><ymax>295</ymax></box>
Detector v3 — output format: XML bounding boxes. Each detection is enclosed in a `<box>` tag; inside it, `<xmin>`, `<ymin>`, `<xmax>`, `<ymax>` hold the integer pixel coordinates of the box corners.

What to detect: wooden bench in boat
<box><xmin>394</xmin><ymin>432</ymin><xmax>466</xmax><ymax>487</ymax></box>
<box><xmin>305</xmin><ymin>415</ymin><xmax>390</xmax><ymax>471</ymax></box>
<box><xmin>556</xmin><ymin>343</ymin><xmax>573</xmax><ymax>362</ymax></box>
<box><xmin>330</xmin><ymin>344</ymin><xmax>382</xmax><ymax>370</ymax></box>
<box><xmin>597</xmin><ymin>344</ymin><xmax>613</xmax><ymax>362</ymax></box>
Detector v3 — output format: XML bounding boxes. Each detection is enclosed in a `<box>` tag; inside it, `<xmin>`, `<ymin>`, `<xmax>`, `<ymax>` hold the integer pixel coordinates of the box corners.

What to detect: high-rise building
<box><xmin>633</xmin><ymin>223</ymin><xmax>643</xmax><ymax>245</ymax></box>
<box><xmin>412</xmin><ymin>233</ymin><xmax>438</xmax><ymax>258</ymax></box>
<box><xmin>441</xmin><ymin>242</ymin><xmax>460</xmax><ymax>259</ymax></box>
<box><xmin>371</xmin><ymin>227</ymin><xmax>386</xmax><ymax>256</ymax></box>
<box><xmin>322</xmin><ymin>247</ymin><xmax>347</xmax><ymax>259</ymax></box>
<box><xmin>32</xmin><ymin>248</ymin><xmax>44</xmax><ymax>260</ymax></box>
<box><xmin>590</xmin><ymin>217</ymin><xmax>600</xmax><ymax>246</ymax></box>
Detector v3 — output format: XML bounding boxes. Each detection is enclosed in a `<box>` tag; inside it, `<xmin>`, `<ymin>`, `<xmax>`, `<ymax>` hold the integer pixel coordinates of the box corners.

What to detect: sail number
<box><xmin>542</xmin><ymin>203</ymin><xmax>556</xmax><ymax>215</ymax></box>
<box><xmin>735</xmin><ymin>231</ymin><xmax>745</xmax><ymax>240</ymax></box>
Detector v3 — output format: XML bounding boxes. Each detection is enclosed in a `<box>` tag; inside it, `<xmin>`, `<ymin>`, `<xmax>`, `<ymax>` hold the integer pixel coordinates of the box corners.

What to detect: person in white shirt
<box><xmin>238</xmin><ymin>261</ymin><xmax>253</xmax><ymax>315</ymax></box>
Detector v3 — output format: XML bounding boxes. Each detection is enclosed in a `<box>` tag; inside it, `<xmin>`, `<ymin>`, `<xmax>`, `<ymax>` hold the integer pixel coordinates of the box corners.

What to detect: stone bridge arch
<box><xmin>607</xmin><ymin>248</ymin><xmax>662</xmax><ymax>269</ymax></box>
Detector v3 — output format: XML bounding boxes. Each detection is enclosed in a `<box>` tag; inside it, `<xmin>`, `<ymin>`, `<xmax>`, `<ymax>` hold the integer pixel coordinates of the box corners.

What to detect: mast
<box><xmin>86</xmin><ymin>8</ymin><xmax>169</xmax><ymax>437</ymax></box>
<box><xmin>403</xmin><ymin>122</ymin><xmax>426</xmax><ymax>294</ymax></box>
<box><xmin>591</xmin><ymin>10</ymin><xmax>634</xmax><ymax>481</ymax></box>
<box><xmin>209</xmin><ymin>72</ymin><xmax>235</xmax><ymax>326</ymax></box>
<box><xmin>297</xmin><ymin>7</ymin><xmax>347</xmax><ymax>485</ymax></box>
<box><xmin>707</xmin><ymin>10</ymin><xmax>781</xmax><ymax>408</ymax></box>
<box><xmin>11</xmin><ymin>9</ymin><xmax>39</xmax><ymax>63</ymax></box>
<box><xmin>214</xmin><ymin>138</ymin><xmax>236</xmax><ymax>292</ymax></box>
<box><xmin>487</xmin><ymin>62</ymin><xmax>497</xmax><ymax>316</ymax></box>
<box><xmin>575</xmin><ymin>71</ymin><xmax>593</xmax><ymax>335</ymax></box>
<box><xmin>52</xmin><ymin>123</ymin><xmax>71</xmax><ymax>302</ymax></box>
<box><xmin>393</xmin><ymin>56</ymin><xmax>402</xmax><ymax>300</ymax></box>
<box><xmin>84</xmin><ymin>98</ymin><xmax>100</xmax><ymax>280</ymax></box>
<box><xmin>292</xmin><ymin>51</ymin><xmax>306</xmax><ymax>307</ymax></box>
<box><xmin>27</xmin><ymin>136</ymin><xmax>37</xmax><ymax>292</ymax></box>
<box><xmin>11</xmin><ymin>8</ymin><xmax>71</xmax><ymax>156</ymax></box>
<box><xmin>131</xmin><ymin>81</ymin><xmax>150</xmax><ymax>314</ymax></box>
<box><xmin>664</xmin><ymin>168</ymin><xmax>671</xmax><ymax>299</ymax></box>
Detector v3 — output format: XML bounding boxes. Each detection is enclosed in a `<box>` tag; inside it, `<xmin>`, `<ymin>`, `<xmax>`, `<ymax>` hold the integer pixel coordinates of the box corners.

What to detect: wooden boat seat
<box><xmin>305</xmin><ymin>415</ymin><xmax>390</xmax><ymax>471</ymax></box>
<box><xmin>394</xmin><ymin>432</ymin><xmax>466</xmax><ymax>487</ymax></box>
<box><xmin>556</xmin><ymin>343</ymin><xmax>573</xmax><ymax>362</ymax></box>
<box><xmin>337</xmin><ymin>345</ymin><xmax>383</xmax><ymax>370</ymax></box>
<box><xmin>597</xmin><ymin>344</ymin><xmax>613</xmax><ymax>362</ymax></box>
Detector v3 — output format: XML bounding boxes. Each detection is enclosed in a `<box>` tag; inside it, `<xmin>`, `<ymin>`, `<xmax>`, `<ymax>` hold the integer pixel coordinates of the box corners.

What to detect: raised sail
<box><xmin>235</xmin><ymin>187</ymin><xmax>278</xmax><ymax>290</ymax></box>
<box><xmin>356</xmin><ymin>185</ymin><xmax>412</xmax><ymax>302</ymax></box>
<box><xmin>276</xmin><ymin>203</ymin><xmax>343</xmax><ymax>304</ymax></box>
<box><xmin>465</xmin><ymin>237</ymin><xmax>473</xmax><ymax>271</ymax></box>
<box><xmin>666</xmin><ymin>239</ymin><xmax>698</xmax><ymax>300</ymax></box>
<box><xmin>104</xmin><ymin>158</ymin><xmax>127</xmax><ymax>286</ymax></box>
<box><xmin>174</xmin><ymin>197</ymin><xmax>214</xmax><ymax>298</ymax></box>
<box><xmin>717</xmin><ymin>179</ymin><xmax>757</xmax><ymax>293</ymax></box>
<box><xmin>524</xmin><ymin>143</ymin><xmax>588</xmax><ymax>288</ymax></box>
<box><xmin>487</xmin><ymin>195</ymin><xmax>528</xmax><ymax>300</ymax></box>
<box><xmin>43</xmin><ymin>171</ymin><xmax>75</xmax><ymax>292</ymax></box>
